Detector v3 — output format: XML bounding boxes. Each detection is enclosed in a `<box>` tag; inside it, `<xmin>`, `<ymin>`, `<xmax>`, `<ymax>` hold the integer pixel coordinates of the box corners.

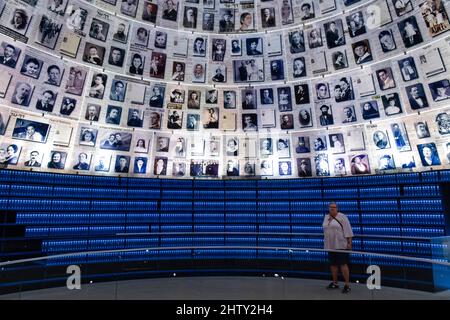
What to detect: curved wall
<box><xmin>0</xmin><ymin>0</ymin><xmax>448</xmax><ymax>179</ymax></box>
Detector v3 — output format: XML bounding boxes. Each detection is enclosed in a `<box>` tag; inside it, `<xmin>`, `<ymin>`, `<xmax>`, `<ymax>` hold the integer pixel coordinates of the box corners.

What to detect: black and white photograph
<box><xmin>324</xmin><ymin>19</ymin><xmax>345</xmax><ymax>49</ymax></box>
<box><xmin>192</xmin><ymin>37</ymin><xmax>207</xmax><ymax>57</ymax></box>
<box><xmin>406</xmin><ymin>83</ymin><xmax>429</xmax><ymax>110</ymax></box>
<box><xmin>230</xmin><ymin>39</ymin><xmax>242</xmax><ymax>56</ymax></box>
<box><xmin>261</xmin><ymin>7</ymin><xmax>276</xmax><ymax>28</ymax></box>
<box><xmin>0</xmin><ymin>143</ymin><xmax>21</xmax><ymax>166</ymax></box>
<box><xmin>186</xmin><ymin>114</ymin><xmax>200</xmax><ymax>131</ymax></box>
<box><xmin>105</xmin><ymin>105</ymin><xmax>122</xmax><ymax>125</ymax></box>
<box><xmin>331</xmin><ymin>51</ymin><xmax>348</xmax><ymax>70</ymax></box>
<box><xmin>100</xmin><ymin>131</ymin><xmax>132</xmax><ymax>151</ymax></box>
<box><xmin>333</xmin><ymin>77</ymin><xmax>354</xmax><ymax>102</ymax></box>
<box><xmin>350</xmin><ymin>154</ymin><xmax>370</xmax><ymax>175</ymax></box>
<box><xmin>89</xmin><ymin>18</ymin><xmax>109</xmax><ymax>42</ymax></box>
<box><xmin>300</xmin><ymin>1</ymin><xmax>315</xmax><ymax>20</ymax></box>
<box><xmin>398</xmin><ymin>16</ymin><xmax>423</xmax><ymax>48</ymax></box>
<box><xmin>211</xmin><ymin>65</ymin><xmax>226</xmax><ymax>83</ymax></box>
<box><xmin>277</xmin><ymin>138</ymin><xmax>291</xmax><ymax>158</ymax></box>
<box><xmin>259</xmin><ymin>160</ymin><xmax>273</xmax><ymax>176</ymax></box>
<box><xmin>333</xmin><ymin>157</ymin><xmax>346</xmax><ymax>176</ymax></box>
<box><xmin>88</xmin><ymin>73</ymin><xmax>107</xmax><ymax>99</ymax></box>
<box><xmin>414</xmin><ymin>121</ymin><xmax>431</xmax><ymax>139</ymax></box>
<box><xmin>172</xmin><ymin>162</ymin><xmax>186</xmax><ymax>176</ymax></box>
<box><xmin>93</xmin><ymin>155</ymin><xmax>111</xmax><ymax>172</ymax></box>
<box><xmin>318</xmin><ymin>104</ymin><xmax>334</xmax><ymax>126</ymax></box>
<box><xmin>226</xmin><ymin>137</ymin><xmax>239</xmax><ymax>156</ymax></box>
<box><xmin>11</xmin><ymin>82</ymin><xmax>34</xmax><ymax>106</ymax></box>
<box><xmin>44</xmin><ymin>64</ymin><xmax>64</xmax><ymax>87</ymax></box>
<box><xmin>172</xmin><ymin>136</ymin><xmax>187</xmax><ymax>158</ymax></box>
<box><xmin>114</xmin><ymin>155</ymin><xmax>130</xmax><ymax>173</ymax></box>
<box><xmin>294</xmin><ymin>136</ymin><xmax>310</xmax><ymax>154</ymax></box>
<box><xmin>315</xmin><ymin>153</ymin><xmax>330</xmax><ymax>176</ymax></box>
<box><xmin>72</xmin><ymin>151</ymin><xmax>91</xmax><ymax>170</ymax></box>
<box><xmin>297</xmin><ymin>158</ymin><xmax>312</xmax><ymax>177</ymax></box>
<box><xmin>398</xmin><ymin>57</ymin><xmax>419</xmax><ymax>81</ymax></box>
<box><xmin>390</xmin><ymin>122</ymin><xmax>411</xmax><ymax>151</ymax></box>
<box><xmin>259</xmin><ymin>138</ymin><xmax>273</xmax><ymax>157</ymax></box>
<box><xmin>35</xmin><ymin>89</ymin><xmax>57</xmax><ymax>112</ymax></box>
<box><xmin>329</xmin><ymin>133</ymin><xmax>345</xmax><ymax>153</ymax></box>
<box><xmin>278</xmin><ymin>161</ymin><xmax>292</xmax><ymax>176</ymax></box>
<box><xmin>233</xmin><ymin>58</ymin><xmax>264</xmax><ymax>83</ymax></box>
<box><xmin>121</xmin><ymin>0</ymin><xmax>138</xmax><ymax>18</ymax></box>
<box><xmin>0</xmin><ymin>110</ymin><xmax>9</xmax><ymax>136</ymax></box>
<box><xmin>417</xmin><ymin>142</ymin><xmax>441</xmax><ymax>166</ymax></box>
<box><xmin>260</xmin><ymin>88</ymin><xmax>274</xmax><ymax>105</ymax></box>
<box><xmin>382</xmin><ymin>93</ymin><xmax>403</xmax><ymax>116</ymax></box>
<box><xmin>376</xmin><ymin>67</ymin><xmax>396</xmax><ymax>91</ymax></box>
<box><xmin>361</xmin><ymin>101</ymin><xmax>380</xmax><ymax>120</ymax></box>
<box><xmin>36</xmin><ymin>15</ymin><xmax>63</xmax><ymax>49</ymax></box>
<box><xmin>153</xmin><ymin>31</ymin><xmax>167</xmax><ymax>49</ymax></box>
<box><xmin>203</xmin><ymin>107</ymin><xmax>219</xmax><ymax>129</ymax></box>
<box><xmin>162</xmin><ymin>0</ymin><xmax>178</xmax><ymax>21</ymax></box>
<box><xmin>378</xmin><ymin>30</ymin><xmax>397</xmax><ymax>53</ymax></box>
<box><xmin>246</xmin><ymin>37</ymin><xmax>263</xmax><ymax>56</ymax></box>
<box><xmin>202</xmin><ymin>12</ymin><xmax>215</xmax><ymax>31</ymax></box>
<box><xmin>8</xmin><ymin>7</ymin><xmax>32</xmax><ymax>35</ymax></box>
<box><xmin>352</xmin><ymin>40</ymin><xmax>373</xmax><ymax>64</ymax></box>
<box><xmin>12</xmin><ymin>118</ymin><xmax>49</xmax><ymax>143</ymax></box>
<box><xmin>420</xmin><ymin>0</ymin><xmax>450</xmax><ymax>37</ymax></box>
<box><xmin>192</xmin><ymin>63</ymin><xmax>206</xmax><ymax>83</ymax></box>
<box><xmin>108</xmin><ymin>47</ymin><xmax>125</xmax><ymax>67</ymax></box>
<box><xmin>128</xmin><ymin>53</ymin><xmax>144</xmax><ymax>75</ymax></box>
<box><xmin>377</xmin><ymin>154</ymin><xmax>396</xmax><ymax>171</ymax></box>
<box><xmin>295</xmin><ymin>84</ymin><xmax>310</xmax><ymax>105</ymax></box>
<box><xmin>392</xmin><ymin>0</ymin><xmax>413</xmax><ymax>17</ymax></box>
<box><xmin>289</xmin><ymin>30</ymin><xmax>305</xmax><ymax>54</ymax></box>
<box><xmin>132</xmin><ymin>27</ymin><xmax>150</xmax><ymax>48</ymax></box>
<box><xmin>85</xmin><ymin>104</ymin><xmax>101</xmax><ymax>122</ymax></box>
<box><xmin>127</xmin><ymin>108</ymin><xmax>144</xmax><ymax>128</ymax></box>
<box><xmin>342</xmin><ymin>105</ymin><xmax>357</xmax><ymax>123</ymax></box>
<box><xmin>223</xmin><ymin>90</ymin><xmax>236</xmax><ymax>109</ymax></box>
<box><xmin>23</xmin><ymin>150</ymin><xmax>43</xmax><ymax>168</ymax></box>
<box><xmin>428</xmin><ymin>79</ymin><xmax>450</xmax><ymax>102</ymax></box>
<box><xmin>280</xmin><ymin>113</ymin><xmax>294</xmax><ymax>130</ymax></box>
<box><xmin>277</xmin><ymin>87</ymin><xmax>292</xmax><ymax>112</ymax></box>
<box><xmin>298</xmin><ymin>107</ymin><xmax>312</xmax><ymax>128</ymax></box>
<box><xmin>242</xmin><ymin>113</ymin><xmax>258</xmax><ymax>131</ymax></box>
<box><xmin>142</xmin><ymin>1</ymin><xmax>158</xmax><ymax>23</ymax></box>
<box><xmin>133</xmin><ymin>157</ymin><xmax>147</xmax><ymax>174</ymax></box>
<box><xmin>171</xmin><ymin>62</ymin><xmax>185</xmax><ymax>81</ymax></box>
<box><xmin>169</xmin><ymin>88</ymin><xmax>185</xmax><ymax>104</ymax></box>
<box><xmin>183</xmin><ymin>6</ymin><xmax>198</xmax><ymax>29</ymax></box>
<box><xmin>20</xmin><ymin>55</ymin><xmax>43</xmax><ymax>79</ymax></box>
<box><xmin>270</xmin><ymin>59</ymin><xmax>284</xmax><ymax>81</ymax></box>
<box><xmin>113</xmin><ymin>22</ymin><xmax>129</xmax><ymax>44</ymax></box>
<box><xmin>155</xmin><ymin>136</ymin><xmax>170</xmax><ymax>152</ymax></box>
<box><xmin>373</xmin><ymin>130</ymin><xmax>390</xmax><ymax>149</ymax></box>
<box><xmin>79</xmin><ymin>127</ymin><xmax>98</xmax><ymax>147</ymax></box>
<box><xmin>187</xmin><ymin>90</ymin><xmax>201</xmax><ymax>109</ymax></box>
<box><xmin>148</xmin><ymin>84</ymin><xmax>165</xmax><ymax>108</ymax></box>
<box><xmin>238</xmin><ymin>11</ymin><xmax>255</xmax><ymax>32</ymax></box>
<box><xmin>206</xmin><ymin>89</ymin><xmax>218</xmax><ymax>104</ymax></box>
<box><xmin>149</xmin><ymin>52</ymin><xmax>167</xmax><ymax>79</ymax></box>
<box><xmin>47</xmin><ymin>151</ymin><xmax>67</xmax><ymax>170</ymax></box>
<box><xmin>110</xmin><ymin>79</ymin><xmax>127</xmax><ymax>102</ymax></box>
<box><xmin>149</xmin><ymin>111</ymin><xmax>162</xmax><ymax>130</ymax></box>
<box><xmin>346</xmin><ymin>11</ymin><xmax>366</xmax><ymax>37</ymax></box>
<box><xmin>308</xmin><ymin>28</ymin><xmax>323</xmax><ymax>49</ymax></box>
<box><xmin>0</xmin><ymin>42</ymin><xmax>20</xmax><ymax>69</ymax></box>
<box><xmin>47</xmin><ymin>0</ymin><xmax>67</xmax><ymax>15</ymax></box>
<box><xmin>315</xmin><ymin>83</ymin><xmax>330</xmax><ymax>100</ymax></box>
<box><xmin>82</xmin><ymin>43</ymin><xmax>106</xmax><ymax>66</ymax></box>
<box><xmin>134</xmin><ymin>137</ymin><xmax>149</xmax><ymax>153</ymax></box>
<box><xmin>66</xmin><ymin>7</ymin><xmax>88</xmax><ymax>33</ymax></box>
<box><xmin>211</xmin><ymin>38</ymin><xmax>226</xmax><ymax>61</ymax></box>
<box><xmin>167</xmin><ymin>110</ymin><xmax>183</xmax><ymax>129</ymax></box>
<box><xmin>241</xmin><ymin>89</ymin><xmax>257</xmax><ymax>109</ymax></box>
<box><xmin>436</xmin><ymin>112</ymin><xmax>450</xmax><ymax>135</ymax></box>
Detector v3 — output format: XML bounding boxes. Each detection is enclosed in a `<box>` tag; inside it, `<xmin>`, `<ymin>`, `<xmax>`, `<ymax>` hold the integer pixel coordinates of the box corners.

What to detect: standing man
<box><xmin>323</xmin><ymin>202</ymin><xmax>353</xmax><ymax>293</ymax></box>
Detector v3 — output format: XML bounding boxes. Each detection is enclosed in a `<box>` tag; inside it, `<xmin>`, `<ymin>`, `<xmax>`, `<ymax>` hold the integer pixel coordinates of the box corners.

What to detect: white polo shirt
<box><xmin>322</xmin><ymin>212</ymin><xmax>354</xmax><ymax>250</ymax></box>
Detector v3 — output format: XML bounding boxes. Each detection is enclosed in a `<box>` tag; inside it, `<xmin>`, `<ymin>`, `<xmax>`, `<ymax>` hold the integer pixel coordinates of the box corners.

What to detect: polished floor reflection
<box><xmin>1</xmin><ymin>277</ymin><xmax>450</xmax><ymax>300</ymax></box>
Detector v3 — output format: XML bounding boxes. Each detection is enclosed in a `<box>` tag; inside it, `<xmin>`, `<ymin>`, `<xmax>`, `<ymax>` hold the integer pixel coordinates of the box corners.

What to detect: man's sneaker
<box><xmin>342</xmin><ymin>285</ymin><xmax>351</xmax><ymax>294</ymax></box>
<box><xmin>326</xmin><ymin>282</ymin><xmax>339</xmax><ymax>289</ymax></box>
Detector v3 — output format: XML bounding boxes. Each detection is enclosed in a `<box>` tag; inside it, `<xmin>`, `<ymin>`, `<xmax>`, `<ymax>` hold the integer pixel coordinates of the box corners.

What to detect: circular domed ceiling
<box><xmin>0</xmin><ymin>0</ymin><xmax>448</xmax><ymax>178</ymax></box>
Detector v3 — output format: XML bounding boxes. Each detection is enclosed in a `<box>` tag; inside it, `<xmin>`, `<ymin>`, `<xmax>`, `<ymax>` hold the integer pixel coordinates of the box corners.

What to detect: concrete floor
<box><xmin>1</xmin><ymin>277</ymin><xmax>450</xmax><ymax>300</ymax></box>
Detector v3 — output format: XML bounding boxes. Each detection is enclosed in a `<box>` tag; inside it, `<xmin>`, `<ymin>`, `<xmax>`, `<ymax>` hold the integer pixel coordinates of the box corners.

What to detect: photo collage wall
<box><xmin>0</xmin><ymin>0</ymin><xmax>449</xmax><ymax>179</ymax></box>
